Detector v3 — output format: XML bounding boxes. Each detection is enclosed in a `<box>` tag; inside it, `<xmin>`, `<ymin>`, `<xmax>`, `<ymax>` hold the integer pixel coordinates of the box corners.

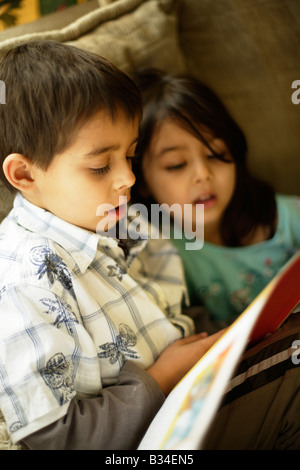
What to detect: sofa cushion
<box><xmin>0</xmin><ymin>0</ymin><xmax>186</xmax><ymax>74</ymax></box>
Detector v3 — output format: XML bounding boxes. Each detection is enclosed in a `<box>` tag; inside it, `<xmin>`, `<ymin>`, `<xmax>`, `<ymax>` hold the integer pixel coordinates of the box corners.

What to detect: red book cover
<box><xmin>250</xmin><ymin>252</ymin><xmax>300</xmax><ymax>344</ymax></box>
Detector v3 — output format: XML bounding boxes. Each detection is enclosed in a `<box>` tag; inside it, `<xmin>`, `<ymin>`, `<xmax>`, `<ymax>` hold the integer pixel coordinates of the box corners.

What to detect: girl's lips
<box><xmin>193</xmin><ymin>194</ymin><xmax>217</xmax><ymax>208</ymax></box>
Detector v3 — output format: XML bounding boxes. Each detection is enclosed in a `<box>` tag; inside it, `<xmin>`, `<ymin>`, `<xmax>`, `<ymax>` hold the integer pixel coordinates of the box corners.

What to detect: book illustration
<box><xmin>161</xmin><ymin>348</ymin><xmax>229</xmax><ymax>450</ymax></box>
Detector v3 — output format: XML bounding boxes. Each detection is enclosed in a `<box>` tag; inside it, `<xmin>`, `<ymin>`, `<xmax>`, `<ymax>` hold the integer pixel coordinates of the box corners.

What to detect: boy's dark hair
<box><xmin>0</xmin><ymin>40</ymin><xmax>142</xmax><ymax>189</ymax></box>
<box><xmin>132</xmin><ymin>69</ymin><xmax>276</xmax><ymax>247</ymax></box>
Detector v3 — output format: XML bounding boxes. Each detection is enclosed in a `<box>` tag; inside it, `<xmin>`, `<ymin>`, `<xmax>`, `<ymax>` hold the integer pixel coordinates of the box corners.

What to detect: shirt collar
<box><xmin>12</xmin><ymin>194</ymin><xmax>149</xmax><ymax>272</ymax></box>
<box><xmin>12</xmin><ymin>194</ymin><xmax>102</xmax><ymax>272</ymax></box>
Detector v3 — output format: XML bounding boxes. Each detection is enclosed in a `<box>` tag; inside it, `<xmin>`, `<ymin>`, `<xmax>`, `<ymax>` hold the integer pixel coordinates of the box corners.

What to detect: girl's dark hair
<box><xmin>0</xmin><ymin>40</ymin><xmax>142</xmax><ymax>189</ymax></box>
<box><xmin>132</xmin><ymin>69</ymin><xmax>276</xmax><ymax>247</ymax></box>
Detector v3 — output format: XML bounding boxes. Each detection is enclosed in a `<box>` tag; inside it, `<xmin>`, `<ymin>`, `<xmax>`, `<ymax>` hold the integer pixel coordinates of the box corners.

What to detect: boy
<box><xmin>0</xmin><ymin>41</ymin><xmax>219</xmax><ymax>449</ymax></box>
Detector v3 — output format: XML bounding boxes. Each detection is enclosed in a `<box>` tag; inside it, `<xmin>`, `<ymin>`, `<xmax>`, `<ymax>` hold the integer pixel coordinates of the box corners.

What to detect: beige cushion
<box><xmin>0</xmin><ymin>0</ymin><xmax>186</xmax><ymax>74</ymax></box>
<box><xmin>65</xmin><ymin>0</ymin><xmax>186</xmax><ymax>75</ymax></box>
<box><xmin>179</xmin><ymin>0</ymin><xmax>300</xmax><ymax>196</ymax></box>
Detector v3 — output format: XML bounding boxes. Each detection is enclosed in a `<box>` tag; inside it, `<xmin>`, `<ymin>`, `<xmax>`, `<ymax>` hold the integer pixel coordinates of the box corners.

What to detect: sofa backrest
<box><xmin>179</xmin><ymin>0</ymin><xmax>300</xmax><ymax>196</ymax></box>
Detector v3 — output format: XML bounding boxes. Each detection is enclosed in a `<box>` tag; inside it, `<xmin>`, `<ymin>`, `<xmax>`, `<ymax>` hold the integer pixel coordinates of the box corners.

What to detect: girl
<box><xmin>132</xmin><ymin>69</ymin><xmax>300</xmax><ymax>325</ymax></box>
<box><xmin>131</xmin><ymin>70</ymin><xmax>300</xmax><ymax>450</ymax></box>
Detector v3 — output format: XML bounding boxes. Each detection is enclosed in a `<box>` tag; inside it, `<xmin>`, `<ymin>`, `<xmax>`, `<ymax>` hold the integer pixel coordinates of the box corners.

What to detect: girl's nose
<box><xmin>192</xmin><ymin>159</ymin><xmax>211</xmax><ymax>183</ymax></box>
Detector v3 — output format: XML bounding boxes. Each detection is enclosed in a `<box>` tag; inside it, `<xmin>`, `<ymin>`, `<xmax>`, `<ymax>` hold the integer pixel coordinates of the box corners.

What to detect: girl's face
<box><xmin>142</xmin><ymin>118</ymin><xmax>236</xmax><ymax>243</ymax></box>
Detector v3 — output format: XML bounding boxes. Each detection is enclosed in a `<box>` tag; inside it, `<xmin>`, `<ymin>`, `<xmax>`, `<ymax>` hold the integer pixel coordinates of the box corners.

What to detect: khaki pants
<box><xmin>203</xmin><ymin>313</ymin><xmax>300</xmax><ymax>450</ymax></box>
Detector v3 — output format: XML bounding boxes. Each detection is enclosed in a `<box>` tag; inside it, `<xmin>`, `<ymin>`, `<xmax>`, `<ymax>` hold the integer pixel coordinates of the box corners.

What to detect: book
<box><xmin>138</xmin><ymin>251</ymin><xmax>300</xmax><ymax>450</ymax></box>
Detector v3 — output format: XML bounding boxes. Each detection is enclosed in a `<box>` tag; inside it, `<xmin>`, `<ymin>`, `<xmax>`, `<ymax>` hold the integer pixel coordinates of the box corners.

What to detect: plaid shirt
<box><xmin>0</xmin><ymin>194</ymin><xmax>194</xmax><ymax>442</ymax></box>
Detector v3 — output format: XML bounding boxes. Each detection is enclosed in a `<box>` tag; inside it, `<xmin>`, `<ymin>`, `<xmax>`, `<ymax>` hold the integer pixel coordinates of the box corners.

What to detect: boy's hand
<box><xmin>146</xmin><ymin>330</ymin><xmax>225</xmax><ymax>396</ymax></box>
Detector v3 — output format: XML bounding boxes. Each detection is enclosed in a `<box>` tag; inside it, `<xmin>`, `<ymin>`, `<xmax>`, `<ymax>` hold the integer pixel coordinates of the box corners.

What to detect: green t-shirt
<box><xmin>171</xmin><ymin>194</ymin><xmax>300</xmax><ymax>321</ymax></box>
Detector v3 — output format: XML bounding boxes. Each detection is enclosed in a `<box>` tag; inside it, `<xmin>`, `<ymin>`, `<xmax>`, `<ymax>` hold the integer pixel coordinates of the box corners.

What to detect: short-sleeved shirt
<box><xmin>0</xmin><ymin>194</ymin><xmax>194</xmax><ymax>443</ymax></box>
<box><xmin>171</xmin><ymin>194</ymin><xmax>300</xmax><ymax>321</ymax></box>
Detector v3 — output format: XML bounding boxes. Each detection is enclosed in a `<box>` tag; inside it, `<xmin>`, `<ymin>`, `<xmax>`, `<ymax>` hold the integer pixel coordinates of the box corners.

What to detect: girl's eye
<box><xmin>207</xmin><ymin>152</ymin><xmax>232</xmax><ymax>163</ymax></box>
<box><xmin>166</xmin><ymin>162</ymin><xmax>186</xmax><ymax>171</ymax></box>
<box><xmin>207</xmin><ymin>152</ymin><xmax>225</xmax><ymax>160</ymax></box>
<box><xmin>90</xmin><ymin>165</ymin><xmax>111</xmax><ymax>175</ymax></box>
<box><xmin>126</xmin><ymin>155</ymin><xmax>136</xmax><ymax>169</ymax></box>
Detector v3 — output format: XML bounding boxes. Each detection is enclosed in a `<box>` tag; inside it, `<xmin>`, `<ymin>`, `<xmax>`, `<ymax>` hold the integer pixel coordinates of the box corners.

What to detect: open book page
<box><xmin>139</xmin><ymin>252</ymin><xmax>300</xmax><ymax>450</ymax></box>
<box><xmin>139</xmin><ymin>293</ymin><xmax>267</xmax><ymax>450</ymax></box>
<box><xmin>292</xmin><ymin>301</ymin><xmax>300</xmax><ymax>313</ymax></box>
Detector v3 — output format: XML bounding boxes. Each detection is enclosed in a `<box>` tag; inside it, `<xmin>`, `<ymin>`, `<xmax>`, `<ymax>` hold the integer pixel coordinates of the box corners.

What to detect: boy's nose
<box><xmin>114</xmin><ymin>161</ymin><xmax>136</xmax><ymax>191</ymax></box>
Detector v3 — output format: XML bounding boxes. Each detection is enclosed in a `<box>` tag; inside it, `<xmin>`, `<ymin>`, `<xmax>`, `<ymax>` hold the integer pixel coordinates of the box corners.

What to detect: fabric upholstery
<box><xmin>179</xmin><ymin>0</ymin><xmax>300</xmax><ymax>195</ymax></box>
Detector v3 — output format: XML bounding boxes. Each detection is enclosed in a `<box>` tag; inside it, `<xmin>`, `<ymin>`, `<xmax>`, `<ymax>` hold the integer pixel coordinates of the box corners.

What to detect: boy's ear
<box><xmin>2</xmin><ymin>154</ymin><xmax>36</xmax><ymax>193</ymax></box>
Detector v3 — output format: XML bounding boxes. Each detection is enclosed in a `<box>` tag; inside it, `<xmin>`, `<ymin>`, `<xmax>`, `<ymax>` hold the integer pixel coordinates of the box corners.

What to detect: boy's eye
<box><xmin>90</xmin><ymin>155</ymin><xmax>134</xmax><ymax>175</ymax></box>
<box><xmin>90</xmin><ymin>165</ymin><xmax>111</xmax><ymax>175</ymax></box>
<box><xmin>166</xmin><ymin>162</ymin><xmax>186</xmax><ymax>171</ymax></box>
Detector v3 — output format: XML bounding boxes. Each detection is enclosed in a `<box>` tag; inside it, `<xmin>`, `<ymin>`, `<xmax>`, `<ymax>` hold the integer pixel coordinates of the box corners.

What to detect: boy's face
<box><xmin>142</xmin><ymin>119</ymin><xmax>236</xmax><ymax>243</ymax></box>
<box><xmin>27</xmin><ymin>109</ymin><xmax>138</xmax><ymax>233</ymax></box>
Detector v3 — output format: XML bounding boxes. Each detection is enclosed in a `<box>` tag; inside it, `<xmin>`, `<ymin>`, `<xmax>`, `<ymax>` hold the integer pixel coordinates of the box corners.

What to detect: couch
<box><xmin>0</xmin><ymin>0</ymin><xmax>299</xmax><ymax>450</ymax></box>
